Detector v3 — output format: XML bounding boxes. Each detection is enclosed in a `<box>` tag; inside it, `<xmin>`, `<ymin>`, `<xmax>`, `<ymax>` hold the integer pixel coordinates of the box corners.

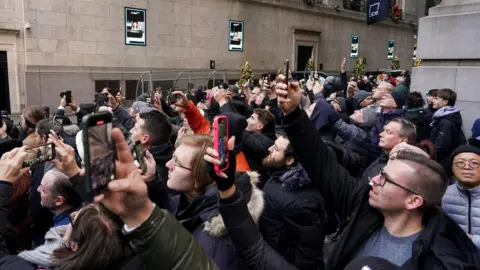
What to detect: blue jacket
<box><xmin>442</xmin><ymin>183</ymin><xmax>480</xmax><ymax>248</ymax></box>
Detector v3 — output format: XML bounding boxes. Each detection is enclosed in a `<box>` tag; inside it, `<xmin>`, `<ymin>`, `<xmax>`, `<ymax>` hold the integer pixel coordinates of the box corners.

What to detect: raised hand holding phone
<box><xmin>93</xmin><ymin>128</ymin><xmax>153</xmax><ymax>229</ymax></box>
<box><xmin>275</xmin><ymin>72</ymin><xmax>301</xmax><ymax>115</ymax></box>
<box><xmin>0</xmin><ymin>147</ymin><xmax>29</xmax><ymax>184</ymax></box>
<box><xmin>204</xmin><ymin>136</ymin><xmax>236</xmax><ymax>193</ymax></box>
<box><xmin>213</xmin><ymin>116</ymin><xmax>229</xmax><ymax>173</ymax></box>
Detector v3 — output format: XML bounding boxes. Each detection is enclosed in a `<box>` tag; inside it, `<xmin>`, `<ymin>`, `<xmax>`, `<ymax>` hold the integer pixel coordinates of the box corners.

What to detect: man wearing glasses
<box><xmin>442</xmin><ymin>145</ymin><xmax>480</xmax><ymax>248</ymax></box>
<box><xmin>274</xmin><ymin>75</ymin><xmax>480</xmax><ymax>269</ymax></box>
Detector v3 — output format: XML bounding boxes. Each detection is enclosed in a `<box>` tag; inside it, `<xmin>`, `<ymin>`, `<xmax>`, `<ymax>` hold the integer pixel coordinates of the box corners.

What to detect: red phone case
<box><xmin>213</xmin><ymin>115</ymin><xmax>229</xmax><ymax>173</ymax></box>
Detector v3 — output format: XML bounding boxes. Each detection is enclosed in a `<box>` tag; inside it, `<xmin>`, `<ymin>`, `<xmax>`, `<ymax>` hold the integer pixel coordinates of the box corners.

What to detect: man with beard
<box><xmin>259</xmin><ymin>132</ymin><xmax>326</xmax><ymax>269</ymax></box>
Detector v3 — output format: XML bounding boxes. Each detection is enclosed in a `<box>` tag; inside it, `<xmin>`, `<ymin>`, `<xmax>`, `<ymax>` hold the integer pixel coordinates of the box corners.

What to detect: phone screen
<box><xmin>65</xmin><ymin>91</ymin><xmax>72</xmax><ymax>105</ymax></box>
<box><xmin>134</xmin><ymin>141</ymin><xmax>147</xmax><ymax>174</ymax></box>
<box><xmin>167</xmin><ymin>93</ymin><xmax>180</xmax><ymax>105</ymax></box>
<box><xmin>216</xmin><ymin>118</ymin><xmax>227</xmax><ymax>170</ymax></box>
<box><xmin>87</xmin><ymin>120</ymin><xmax>115</xmax><ymax>193</ymax></box>
<box><xmin>23</xmin><ymin>143</ymin><xmax>55</xmax><ymax>168</ymax></box>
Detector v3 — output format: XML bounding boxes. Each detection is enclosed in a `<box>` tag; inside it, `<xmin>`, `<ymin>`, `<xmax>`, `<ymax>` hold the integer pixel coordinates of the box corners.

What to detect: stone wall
<box><xmin>14</xmin><ymin>0</ymin><xmax>422</xmax><ymax>111</ymax></box>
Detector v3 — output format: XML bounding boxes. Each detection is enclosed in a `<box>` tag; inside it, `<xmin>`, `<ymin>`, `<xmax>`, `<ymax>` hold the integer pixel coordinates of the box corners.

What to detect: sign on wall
<box><xmin>350</xmin><ymin>35</ymin><xmax>359</xmax><ymax>58</ymax></box>
<box><xmin>387</xmin><ymin>40</ymin><xmax>395</xmax><ymax>60</ymax></box>
<box><xmin>125</xmin><ymin>7</ymin><xmax>146</xmax><ymax>46</ymax></box>
<box><xmin>367</xmin><ymin>0</ymin><xmax>388</xmax><ymax>25</ymax></box>
<box><xmin>228</xmin><ymin>20</ymin><xmax>244</xmax><ymax>52</ymax></box>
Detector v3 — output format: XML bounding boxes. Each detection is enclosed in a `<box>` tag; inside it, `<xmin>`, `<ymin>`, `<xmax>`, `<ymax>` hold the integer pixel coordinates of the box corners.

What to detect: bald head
<box><xmin>39</xmin><ymin>169</ymin><xmax>82</xmax><ymax>212</ymax></box>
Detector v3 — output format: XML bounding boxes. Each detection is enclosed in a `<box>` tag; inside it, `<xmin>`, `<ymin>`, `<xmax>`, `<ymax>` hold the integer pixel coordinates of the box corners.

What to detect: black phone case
<box><xmin>81</xmin><ymin>112</ymin><xmax>116</xmax><ymax>198</ymax></box>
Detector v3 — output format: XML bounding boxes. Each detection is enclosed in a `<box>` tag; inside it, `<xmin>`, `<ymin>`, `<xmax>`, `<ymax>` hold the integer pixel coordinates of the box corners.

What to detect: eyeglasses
<box><xmin>172</xmin><ymin>156</ymin><xmax>192</xmax><ymax>171</ymax></box>
<box><xmin>454</xmin><ymin>160</ymin><xmax>480</xmax><ymax>169</ymax></box>
<box><xmin>375</xmin><ymin>168</ymin><xmax>424</xmax><ymax>200</ymax></box>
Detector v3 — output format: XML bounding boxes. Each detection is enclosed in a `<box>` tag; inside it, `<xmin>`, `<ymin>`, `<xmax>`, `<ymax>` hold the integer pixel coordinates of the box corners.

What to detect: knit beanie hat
<box><xmin>391</xmin><ymin>92</ymin><xmax>406</xmax><ymax>109</ymax></box>
<box><xmin>362</xmin><ymin>106</ymin><xmax>378</xmax><ymax>124</ymax></box>
<box><xmin>139</xmin><ymin>106</ymin><xmax>156</xmax><ymax>114</ymax></box>
<box><xmin>471</xmin><ymin>118</ymin><xmax>480</xmax><ymax>139</ymax></box>
<box><xmin>132</xmin><ymin>101</ymin><xmax>150</xmax><ymax>114</ymax></box>
<box><xmin>324</xmin><ymin>76</ymin><xmax>335</xmax><ymax>85</ymax></box>
<box><xmin>354</xmin><ymin>90</ymin><xmax>371</xmax><ymax>104</ymax></box>
<box><xmin>450</xmin><ymin>144</ymin><xmax>480</xmax><ymax>164</ymax></box>
<box><xmin>345</xmin><ymin>256</ymin><xmax>401</xmax><ymax>270</ymax></box>
<box><xmin>334</xmin><ymin>97</ymin><xmax>347</xmax><ymax>112</ymax></box>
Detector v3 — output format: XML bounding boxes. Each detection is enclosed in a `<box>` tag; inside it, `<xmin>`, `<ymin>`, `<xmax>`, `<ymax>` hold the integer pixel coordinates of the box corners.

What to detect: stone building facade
<box><xmin>0</xmin><ymin>0</ymin><xmax>425</xmax><ymax>113</ymax></box>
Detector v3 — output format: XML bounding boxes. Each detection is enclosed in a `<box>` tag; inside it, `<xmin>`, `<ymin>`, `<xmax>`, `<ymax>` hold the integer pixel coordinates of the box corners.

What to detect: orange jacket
<box><xmin>236</xmin><ymin>151</ymin><xmax>251</xmax><ymax>172</ymax></box>
<box><xmin>184</xmin><ymin>100</ymin><xmax>210</xmax><ymax>135</ymax></box>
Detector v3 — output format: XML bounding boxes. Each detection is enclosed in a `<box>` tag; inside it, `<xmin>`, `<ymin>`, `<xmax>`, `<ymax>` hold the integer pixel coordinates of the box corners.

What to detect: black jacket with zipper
<box><xmin>282</xmin><ymin>107</ymin><xmax>480</xmax><ymax>270</ymax></box>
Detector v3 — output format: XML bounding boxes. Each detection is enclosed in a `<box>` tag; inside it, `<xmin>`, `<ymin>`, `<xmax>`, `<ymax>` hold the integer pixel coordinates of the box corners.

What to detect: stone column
<box><xmin>411</xmin><ymin>0</ymin><xmax>480</xmax><ymax>137</ymax></box>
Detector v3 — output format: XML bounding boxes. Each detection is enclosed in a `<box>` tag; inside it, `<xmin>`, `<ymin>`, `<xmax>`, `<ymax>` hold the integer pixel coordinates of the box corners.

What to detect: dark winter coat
<box><xmin>112</xmin><ymin>105</ymin><xmax>135</xmax><ymax>130</ymax></box>
<box><xmin>148</xmin><ymin>142</ymin><xmax>174</xmax><ymax>185</ymax></box>
<box><xmin>359</xmin><ymin>153</ymin><xmax>389</xmax><ymax>184</ymax></box>
<box><xmin>260</xmin><ymin>165</ymin><xmax>326</xmax><ymax>270</ymax></box>
<box><xmin>219</xmin><ymin>188</ymin><xmax>296</xmax><ymax>270</ymax></box>
<box><xmin>429</xmin><ymin>107</ymin><xmax>467</xmax><ymax>169</ymax></box>
<box><xmin>282</xmin><ymin>107</ymin><xmax>480</xmax><ymax>270</ymax></box>
<box><xmin>171</xmin><ymin>172</ymin><xmax>264</xmax><ymax>270</ymax></box>
<box><xmin>405</xmin><ymin>107</ymin><xmax>433</xmax><ymax>143</ymax></box>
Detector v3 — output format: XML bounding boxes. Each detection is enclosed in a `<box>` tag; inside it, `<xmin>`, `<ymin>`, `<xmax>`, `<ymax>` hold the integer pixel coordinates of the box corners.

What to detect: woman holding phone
<box><xmin>164</xmin><ymin>134</ymin><xmax>264</xmax><ymax>270</ymax></box>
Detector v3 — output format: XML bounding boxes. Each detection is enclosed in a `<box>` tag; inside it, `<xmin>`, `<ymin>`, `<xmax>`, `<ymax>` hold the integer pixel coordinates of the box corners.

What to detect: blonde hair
<box><xmin>178</xmin><ymin>134</ymin><xmax>214</xmax><ymax>191</ymax></box>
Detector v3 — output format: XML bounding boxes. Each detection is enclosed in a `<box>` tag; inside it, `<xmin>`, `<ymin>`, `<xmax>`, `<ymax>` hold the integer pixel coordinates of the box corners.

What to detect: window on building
<box><xmin>95</xmin><ymin>80</ymin><xmax>120</xmax><ymax>95</ymax></box>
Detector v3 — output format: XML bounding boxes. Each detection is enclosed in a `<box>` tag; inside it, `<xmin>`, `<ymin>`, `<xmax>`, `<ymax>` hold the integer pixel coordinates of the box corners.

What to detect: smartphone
<box><xmin>167</xmin><ymin>93</ymin><xmax>180</xmax><ymax>105</ymax></box>
<box><xmin>134</xmin><ymin>141</ymin><xmax>147</xmax><ymax>174</ymax></box>
<box><xmin>65</xmin><ymin>91</ymin><xmax>72</xmax><ymax>105</ymax></box>
<box><xmin>23</xmin><ymin>142</ymin><xmax>55</xmax><ymax>168</ymax></box>
<box><xmin>82</xmin><ymin>112</ymin><xmax>116</xmax><ymax>197</ymax></box>
<box><xmin>285</xmin><ymin>59</ymin><xmax>290</xmax><ymax>82</ymax></box>
<box><xmin>52</xmin><ymin>115</ymin><xmax>64</xmax><ymax>138</ymax></box>
<box><xmin>213</xmin><ymin>116</ymin><xmax>229</xmax><ymax>173</ymax></box>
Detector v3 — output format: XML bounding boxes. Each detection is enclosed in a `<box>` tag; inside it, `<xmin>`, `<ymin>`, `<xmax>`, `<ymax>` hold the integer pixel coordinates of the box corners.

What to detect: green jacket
<box><xmin>395</xmin><ymin>83</ymin><xmax>409</xmax><ymax>94</ymax></box>
<box><xmin>126</xmin><ymin>206</ymin><xmax>219</xmax><ymax>270</ymax></box>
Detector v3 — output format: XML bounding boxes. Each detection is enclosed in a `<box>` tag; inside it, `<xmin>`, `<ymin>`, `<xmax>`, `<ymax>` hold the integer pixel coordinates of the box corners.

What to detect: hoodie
<box><xmin>429</xmin><ymin>106</ymin><xmax>467</xmax><ymax>168</ymax></box>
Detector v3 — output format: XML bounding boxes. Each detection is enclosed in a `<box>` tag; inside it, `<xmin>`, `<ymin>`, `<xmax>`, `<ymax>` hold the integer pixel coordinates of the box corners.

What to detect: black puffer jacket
<box><xmin>429</xmin><ymin>108</ymin><xmax>467</xmax><ymax>170</ymax></box>
<box><xmin>405</xmin><ymin>108</ymin><xmax>432</xmax><ymax>143</ymax></box>
<box><xmin>260</xmin><ymin>165</ymin><xmax>326</xmax><ymax>270</ymax></box>
<box><xmin>283</xmin><ymin>108</ymin><xmax>480</xmax><ymax>270</ymax></box>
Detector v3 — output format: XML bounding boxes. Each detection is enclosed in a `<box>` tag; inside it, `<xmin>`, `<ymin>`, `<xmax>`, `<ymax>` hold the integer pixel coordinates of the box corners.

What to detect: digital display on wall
<box><xmin>350</xmin><ymin>35</ymin><xmax>359</xmax><ymax>58</ymax></box>
<box><xmin>228</xmin><ymin>20</ymin><xmax>244</xmax><ymax>52</ymax></box>
<box><xmin>387</xmin><ymin>40</ymin><xmax>395</xmax><ymax>60</ymax></box>
<box><xmin>125</xmin><ymin>7</ymin><xmax>146</xmax><ymax>46</ymax></box>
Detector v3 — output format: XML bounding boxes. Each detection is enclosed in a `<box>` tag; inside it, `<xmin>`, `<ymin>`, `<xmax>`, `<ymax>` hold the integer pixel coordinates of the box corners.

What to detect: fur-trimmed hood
<box><xmin>203</xmin><ymin>171</ymin><xmax>264</xmax><ymax>237</ymax></box>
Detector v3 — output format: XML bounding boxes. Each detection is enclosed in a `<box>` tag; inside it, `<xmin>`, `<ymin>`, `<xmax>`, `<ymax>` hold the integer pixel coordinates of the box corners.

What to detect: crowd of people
<box><xmin>0</xmin><ymin>58</ymin><xmax>480</xmax><ymax>270</ymax></box>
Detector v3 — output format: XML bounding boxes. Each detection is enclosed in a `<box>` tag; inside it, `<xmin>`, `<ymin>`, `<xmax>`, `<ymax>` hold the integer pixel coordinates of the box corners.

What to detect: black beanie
<box><xmin>345</xmin><ymin>256</ymin><xmax>401</xmax><ymax>270</ymax></box>
<box><xmin>450</xmin><ymin>144</ymin><xmax>480</xmax><ymax>164</ymax></box>
<box><xmin>391</xmin><ymin>92</ymin><xmax>406</xmax><ymax>109</ymax></box>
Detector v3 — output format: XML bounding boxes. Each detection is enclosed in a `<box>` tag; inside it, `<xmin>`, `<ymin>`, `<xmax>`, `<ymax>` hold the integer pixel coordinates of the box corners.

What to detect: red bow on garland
<box><xmin>393</xmin><ymin>5</ymin><xmax>400</xmax><ymax>16</ymax></box>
